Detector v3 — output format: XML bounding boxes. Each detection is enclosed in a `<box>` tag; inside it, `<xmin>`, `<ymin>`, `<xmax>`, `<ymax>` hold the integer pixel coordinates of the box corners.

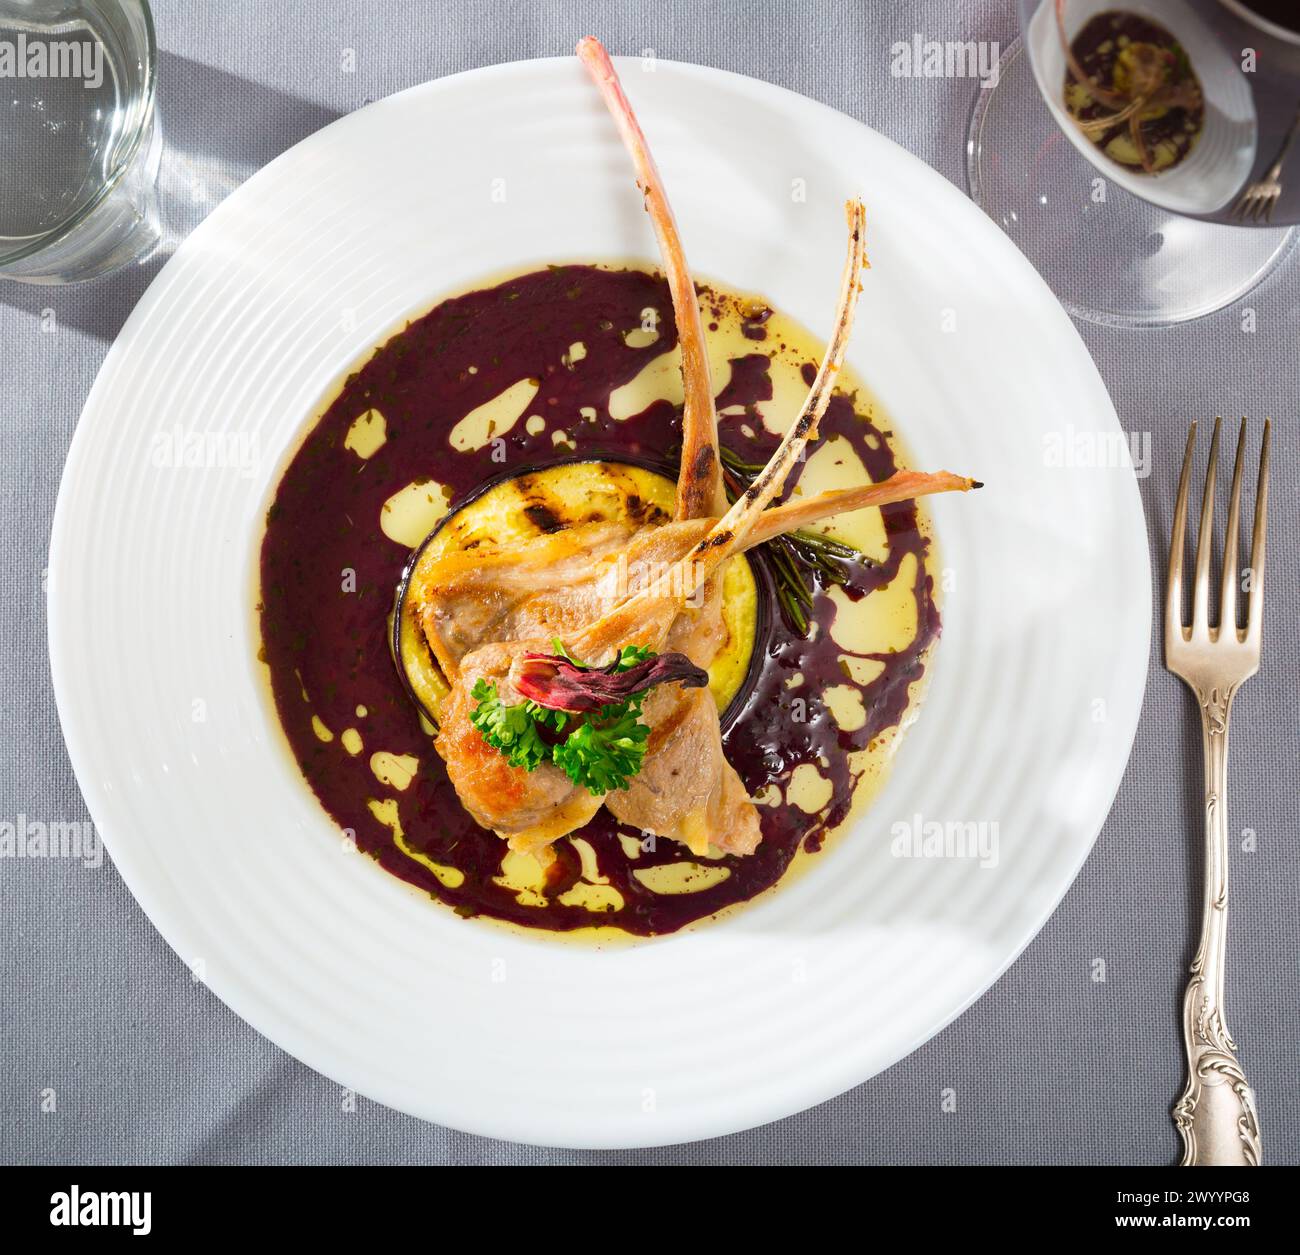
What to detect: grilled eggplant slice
<box><xmin>392</xmin><ymin>459</ymin><xmax>761</xmax><ymax>728</ymax></box>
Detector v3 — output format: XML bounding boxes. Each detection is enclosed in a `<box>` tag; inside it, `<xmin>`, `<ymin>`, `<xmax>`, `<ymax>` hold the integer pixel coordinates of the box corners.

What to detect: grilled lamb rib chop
<box><xmin>424</xmin><ymin>41</ymin><xmax>975</xmax><ymax>860</ymax></box>
<box><xmin>417</xmin><ymin>471</ymin><xmax>975</xmax><ymax>683</ymax></box>
<box><xmin>434</xmin><ymin>197</ymin><xmax>866</xmax><ymax>855</ymax></box>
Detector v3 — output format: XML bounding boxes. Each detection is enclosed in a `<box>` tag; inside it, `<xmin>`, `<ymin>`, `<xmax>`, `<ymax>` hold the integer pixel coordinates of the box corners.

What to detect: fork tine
<box><xmin>1220</xmin><ymin>418</ymin><xmax>1247</xmax><ymax>636</ymax></box>
<box><xmin>1191</xmin><ymin>417</ymin><xmax>1220</xmax><ymax>634</ymax></box>
<box><xmin>1167</xmin><ymin>422</ymin><xmax>1198</xmax><ymax>637</ymax></box>
<box><xmin>1246</xmin><ymin>419</ymin><xmax>1271</xmax><ymax>645</ymax></box>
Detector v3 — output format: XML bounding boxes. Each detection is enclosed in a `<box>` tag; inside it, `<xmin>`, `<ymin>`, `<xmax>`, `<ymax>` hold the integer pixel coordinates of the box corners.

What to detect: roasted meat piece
<box><xmin>417</xmin><ymin>40</ymin><xmax>976</xmax><ymax>860</ymax></box>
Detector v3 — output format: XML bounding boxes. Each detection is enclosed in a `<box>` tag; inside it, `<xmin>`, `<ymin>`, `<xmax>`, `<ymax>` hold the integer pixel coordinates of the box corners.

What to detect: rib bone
<box><xmin>569</xmin><ymin>198</ymin><xmax>868</xmax><ymax>657</ymax></box>
<box><xmin>741</xmin><ymin>469</ymin><xmax>976</xmax><ymax>550</ymax></box>
<box><xmin>577</xmin><ymin>36</ymin><xmax>724</xmax><ymax>520</ymax></box>
<box><xmin>414</xmin><ymin>469</ymin><xmax>977</xmax><ymax>683</ymax></box>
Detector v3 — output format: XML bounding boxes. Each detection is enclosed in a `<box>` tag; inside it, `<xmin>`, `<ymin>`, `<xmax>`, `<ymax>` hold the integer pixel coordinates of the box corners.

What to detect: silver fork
<box><xmin>1166</xmin><ymin>417</ymin><xmax>1269</xmax><ymax>1167</ymax></box>
<box><xmin>1233</xmin><ymin>106</ymin><xmax>1300</xmax><ymax>223</ymax></box>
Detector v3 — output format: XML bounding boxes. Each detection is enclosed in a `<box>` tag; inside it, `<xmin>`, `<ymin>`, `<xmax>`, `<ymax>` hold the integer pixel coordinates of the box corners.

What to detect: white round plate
<box><xmin>49</xmin><ymin>56</ymin><xmax>1149</xmax><ymax>1148</ymax></box>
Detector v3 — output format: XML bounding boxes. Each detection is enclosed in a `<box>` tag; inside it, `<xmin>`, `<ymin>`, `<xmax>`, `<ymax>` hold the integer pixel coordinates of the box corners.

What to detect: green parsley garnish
<box><xmin>551</xmin><ymin>705</ymin><xmax>650</xmax><ymax>794</ymax></box>
<box><xmin>611</xmin><ymin>643</ymin><xmax>653</xmax><ymax>671</ymax></box>
<box><xmin>467</xmin><ymin>642</ymin><xmax>665</xmax><ymax>795</ymax></box>
<box><xmin>552</xmin><ymin>638</ymin><xmax>650</xmax><ymax>673</ymax></box>
<box><xmin>468</xmin><ymin>678</ymin><xmax>565</xmax><ymax>772</ymax></box>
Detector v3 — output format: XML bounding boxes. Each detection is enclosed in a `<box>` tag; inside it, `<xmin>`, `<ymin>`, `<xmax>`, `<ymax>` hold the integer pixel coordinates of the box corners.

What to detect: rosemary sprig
<box><xmin>667</xmin><ymin>443</ymin><xmax>872</xmax><ymax>637</ymax></box>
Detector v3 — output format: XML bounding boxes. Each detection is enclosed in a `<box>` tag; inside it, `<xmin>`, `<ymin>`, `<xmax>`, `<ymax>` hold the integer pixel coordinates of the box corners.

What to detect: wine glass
<box><xmin>968</xmin><ymin>0</ymin><xmax>1300</xmax><ymax>325</ymax></box>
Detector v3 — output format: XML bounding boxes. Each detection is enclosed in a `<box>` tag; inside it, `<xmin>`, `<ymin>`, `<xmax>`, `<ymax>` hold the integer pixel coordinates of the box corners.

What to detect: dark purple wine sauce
<box><xmin>259</xmin><ymin>265</ymin><xmax>938</xmax><ymax>936</ymax></box>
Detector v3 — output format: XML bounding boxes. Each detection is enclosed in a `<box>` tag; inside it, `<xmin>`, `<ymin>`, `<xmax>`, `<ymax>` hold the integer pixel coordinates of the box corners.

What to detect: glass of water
<box><xmin>0</xmin><ymin>0</ymin><xmax>158</xmax><ymax>284</ymax></box>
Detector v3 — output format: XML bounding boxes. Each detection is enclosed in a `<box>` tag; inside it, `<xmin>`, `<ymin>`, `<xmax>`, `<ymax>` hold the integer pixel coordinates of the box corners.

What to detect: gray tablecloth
<box><xmin>3</xmin><ymin>0</ymin><xmax>1297</xmax><ymax>1165</ymax></box>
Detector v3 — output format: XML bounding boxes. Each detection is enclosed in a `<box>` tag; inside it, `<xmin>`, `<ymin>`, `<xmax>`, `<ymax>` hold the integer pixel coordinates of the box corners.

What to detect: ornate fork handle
<box><xmin>1171</xmin><ymin>685</ymin><xmax>1262</xmax><ymax>1166</ymax></box>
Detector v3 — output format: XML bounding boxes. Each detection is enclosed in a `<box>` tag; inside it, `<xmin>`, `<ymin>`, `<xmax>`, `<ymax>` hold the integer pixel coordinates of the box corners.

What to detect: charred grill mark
<box><xmin>635</xmin><ymin>500</ymin><xmax>671</xmax><ymax>527</ymax></box>
<box><xmin>693</xmin><ymin>530</ymin><xmax>733</xmax><ymax>554</ymax></box>
<box><xmin>647</xmin><ymin>696</ymin><xmax>693</xmax><ymax>752</ymax></box>
<box><xmin>691</xmin><ymin>443</ymin><xmax>716</xmax><ymax>481</ymax></box>
<box><xmin>523</xmin><ymin>500</ymin><xmax>565</xmax><ymax>533</ymax></box>
<box><xmin>604</xmin><ymin>465</ymin><xmax>670</xmax><ymax>526</ymax></box>
<box><xmin>625</xmin><ymin>491</ymin><xmax>662</xmax><ymax>526</ymax></box>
